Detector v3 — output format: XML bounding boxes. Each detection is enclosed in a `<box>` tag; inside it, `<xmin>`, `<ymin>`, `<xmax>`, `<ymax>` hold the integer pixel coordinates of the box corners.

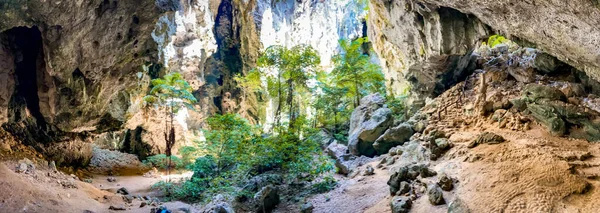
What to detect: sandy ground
<box><xmin>0</xmin><ymin>158</ymin><xmax>198</xmax><ymax>213</ymax></box>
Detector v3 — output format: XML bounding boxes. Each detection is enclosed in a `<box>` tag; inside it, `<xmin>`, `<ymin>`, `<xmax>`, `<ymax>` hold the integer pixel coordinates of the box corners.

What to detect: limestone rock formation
<box><xmin>348</xmin><ymin>94</ymin><xmax>393</xmax><ymax>156</ymax></box>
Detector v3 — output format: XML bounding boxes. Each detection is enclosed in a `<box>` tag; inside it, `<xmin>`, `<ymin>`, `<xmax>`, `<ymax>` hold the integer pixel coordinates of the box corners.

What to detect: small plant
<box><xmin>311</xmin><ymin>175</ymin><xmax>338</xmax><ymax>194</ymax></box>
<box><xmin>487</xmin><ymin>35</ymin><xmax>508</xmax><ymax>48</ymax></box>
<box><xmin>143</xmin><ymin>154</ymin><xmax>187</xmax><ymax>170</ymax></box>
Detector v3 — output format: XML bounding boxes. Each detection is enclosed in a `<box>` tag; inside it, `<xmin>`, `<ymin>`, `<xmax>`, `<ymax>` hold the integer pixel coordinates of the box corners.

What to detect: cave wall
<box><xmin>0</xmin><ymin>0</ymin><xmax>162</xmax><ymax>135</ymax></box>
<box><xmin>369</xmin><ymin>0</ymin><xmax>600</xmax><ymax>96</ymax></box>
<box><xmin>368</xmin><ymin>0</ymin><xmax>492</xmax><ymax>96</ymax></box>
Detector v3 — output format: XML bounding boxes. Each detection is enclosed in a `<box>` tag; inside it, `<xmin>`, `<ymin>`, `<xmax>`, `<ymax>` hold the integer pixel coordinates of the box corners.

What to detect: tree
<box><xmin>256</xmin><ymin>45</ymin><xmax>321</xmax><ymax>131</ymax></box>
<box><xmin>143</xmin><ymin>72</ymin><xmax>197</xmax><ymax>181</ymax></box>
<box><xmin>331</xmin><ymin>37</ymin><xmax>385</xmax><ymax>108</ymax></box>
<box><xmin>201</xmin><ymin>114</ymin><xmax>255</xmax><ymax>175</ymax></box>
<box><xmin>314</xmin><ymin>72</ymin><xmax>351</xmax><ymax>136</ymax></box>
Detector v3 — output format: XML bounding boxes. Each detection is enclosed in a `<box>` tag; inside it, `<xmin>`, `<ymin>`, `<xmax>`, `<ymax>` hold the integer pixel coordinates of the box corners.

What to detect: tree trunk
<box><xmin>287</xmin><ymin>79</ymin><xmax>295</xmax><ymax>130</ymax></box>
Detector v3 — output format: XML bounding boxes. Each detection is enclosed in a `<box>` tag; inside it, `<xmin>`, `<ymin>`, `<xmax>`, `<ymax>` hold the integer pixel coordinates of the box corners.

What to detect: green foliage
<box><xmin>255</xmin><ymin>45</ymin><xmax>321</xmax><ymax>131</ymax></box>
<box><xmin>331</xmin><ymin>37</ymin><xmax>385</xmax><ymax>108</ymax></box>
<box><xmin>386</xmin><ymin>95</ymin><xmax>408</xmax><ymax>121</ymax></box>
<box><xmin>487</xmin><ymin>35</ymin><xmax>508</xmax><ymax>48</ymax></box>
<box><xmin>163</xmin><ymin>114</ymin><xmax>335</xmax><ymax>202</ymax></box>
<box><xmin>311</xmin><ymin>175</ymin><xmax>337</xmax><ymax>194</ymax></box>
<box><xmin>143</xmin><ymin>154</ymin><xmax>188</xmax><ymax>170</ymax></box>
<box><xmin>143</xmin><ymin>72</ymin><xmax>197</xmax><ymax>112</ymax></box>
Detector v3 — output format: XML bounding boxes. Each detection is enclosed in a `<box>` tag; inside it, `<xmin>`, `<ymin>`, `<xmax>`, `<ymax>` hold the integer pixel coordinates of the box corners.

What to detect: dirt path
<box><xmin>0</xmin><ymin>160</ymin><xmax>198</xmax><ymax>213</ymax></box>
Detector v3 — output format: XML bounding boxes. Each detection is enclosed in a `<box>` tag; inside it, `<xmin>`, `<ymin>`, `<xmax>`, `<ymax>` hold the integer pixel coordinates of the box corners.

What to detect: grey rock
<box><xmin>448</xmin><ymin>198</ymin><xmax>471</xmax><ymax>213</ymax></box>
<box><xmin>387</xmin><ymin>166</ymin><xmax>409</xmax><ymax>195</ymax></box>
<box><xmin>116</xmin><ymin>187</ymin><xmax>129</xmax><ymax>195</ymax></box>
<box><xmin>300</xmin><ymin>202</ymin><xmax>314</xmax><ymax>213</ymax></box>
<box><xmin>364</xmin><ymin>165</ymin><xmax>375</xmax><ymax>176</ymax></box>
<box><xmin>427</xmin><ymin>185</ymin><xmax>445</xmax><ymax>205</ymax></box>
<box><xmin>391</xmin><ymin>196</ymin><xmax>412</xmax><ymax>213</ymax></box>
<box><xmin>348</xmin><ymin>94</ymin><xmax>393</xmax><ymax>156</ymax></box>
<box><xmin>373</xmin><ymin>123</ymin><xmax>414</xmax><ymax>155</ymax></box>
<box><xmin>109</xmin><ymin>205</ymin><xmax>126</xmax><ymax>211</ymax></box>
<box><xmin>396</xmin><ymin>181</ymin><xmax>410</xmax><ymax>195</ymax></box>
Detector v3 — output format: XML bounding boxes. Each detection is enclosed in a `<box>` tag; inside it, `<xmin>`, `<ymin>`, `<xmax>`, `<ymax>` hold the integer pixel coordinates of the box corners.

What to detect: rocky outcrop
<box><xmin>368</xmin><ymin>0</ymin><xmax>491</xmax><ymax>96</ymax></box>
<box><xmin>369</xmin><ymin>0</ymin><xmax>600</xmax><ymax>98</ymax></box>
<box><xmin>348</xmin><ymin>94</ymin><xmax>393</xmax><ymax>156</ymax></box>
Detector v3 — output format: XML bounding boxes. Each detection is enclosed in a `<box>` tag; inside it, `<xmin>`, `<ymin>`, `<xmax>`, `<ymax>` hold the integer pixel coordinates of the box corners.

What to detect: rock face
<box><xmin>369</xmin><ymin>0</ymin><xmax>600</xmax><ymax>97</ymax></box>
<box><xmin>368</xmin><ymin>0</ymin><xmax>491</xmax><ymax>96</ymax></box>
<box><xmin>348</xmin><ymin>94</ymin><xmax>393</xmax><ymax>156</ymax></box>
<box><xmin>517</xmin><ymin>84</ymin><xmax>600</xmax><ymax>141</ymax></box>
<box><xmin>0</xmin><ymin>0</ymin><xmax>263</xmax><ymax>164</ymax></box>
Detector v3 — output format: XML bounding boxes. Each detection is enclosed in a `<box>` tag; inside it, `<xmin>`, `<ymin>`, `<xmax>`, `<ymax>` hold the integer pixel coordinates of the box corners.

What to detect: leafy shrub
<box><xmin>386</xmin><ymin>95</ymin><xmax>408</xmax><ymax>121</ymax></box>
<box><xmin>311</xmin><ymin>175</ymin><xmax>337</xmax><ymax>194</ymax></box>
<box><xmin>487</xmin><ymin>35</ymin><xmax>508</xmax><ymax>48</ymax></box>
<box><xmin>160</xmin><ymin>114</ymin><xmax>335</xmax><ymax>202</ymax></box>
<box><xmin>143</xmin><ymin>154</ymin><xmax>187</xmax><ymax>170</ymax></box>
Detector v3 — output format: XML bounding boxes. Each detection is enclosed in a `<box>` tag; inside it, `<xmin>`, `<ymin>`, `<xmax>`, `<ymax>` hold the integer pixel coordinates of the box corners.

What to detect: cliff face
<box><xmin>369</xmin><ymin>0</ymin><xmax>600</xmax><ymax>96</ymax></box>
<box><xmin>0</xmin><ymin>0</ymin><xmax>161</xmax><ymax>146</ymax></box>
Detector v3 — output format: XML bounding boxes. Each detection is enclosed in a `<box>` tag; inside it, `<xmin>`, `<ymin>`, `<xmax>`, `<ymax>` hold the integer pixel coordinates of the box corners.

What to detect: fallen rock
<box><xmin>348</xmin><ymin>94</ymin><xmax>393</xmax><ymax>156</ymax></box>
<box><xmin>438</xmin><ymin>173</ymin><xmax>454</xmax><ymax>191</ymax></box>
<box><xmin>396</xmin><ymin>181</ymin><xmax>410</xmax><ymax>195</ymax></box>
<box><xmin>391</xmin><ymin>196</ymin><xmax>412</xmax><ymax>213</ymax></box>
<box><xmin>300</xmin><ymin>202</ymin><xmax>314</xmax><ymax>213</ymax></box>
<box><xmin>427</xmin><ymin>185</ymin><xmax>445</xmax><ymax>205</ymax></box>
<box><xmin>373</xmin><ymin>123</ymin><xmax>414</xmax><ymax>154</ymax></box>
<box><xmin>255</xmin><ymin>185</ymin><xmax>279</xmax><ymax>213</ymax></box>
<box><xmin>107</xmin><ymin>177</ymin><xmax>117</xmax><ymax>182</ymax></box>
<box><xmin>140</xmin><ymin>202</ymin><xmax>147</xmax><ymax>208</ymax></box>
<box><xmin>388</xmin><ymin>167</ymin><xmax>409</xmax><ymax>195</ymax></box>
<box><xmin>364</xmin><ymin>165</ymin><xmax>375</xmax><ymax>176</ymax></box>
<box><xmin>16</xmin><ymin>163</ymin><xmax>28</xmax><ymax>173</ymax></box>
<box><xmin>117</xmin><ymin>187</ymin><xmax>129</xmax><ymax>195</ymax></box>
<box><xmin>468</xmin><ymin>132</ymin><xmax>506</xmax><ymax>148</ymax></box>
<box><xmin>522</xmin><ymin>84</ymin><xmax>567</xmax><ymax>102</ymax></box>
<box><xmin>448</xmin><ymin>198</ymin><xmax>471</xmax><ymax>213</ymax></box>
<box><xmin>109</xmin><ymin>205</ymin><xmax>126</xmax><ymax>211</ymax></box>
<box><xmin>123</xmin><ymin>195</ymin><xmax>134</xmax><ymax>203</ymax></box>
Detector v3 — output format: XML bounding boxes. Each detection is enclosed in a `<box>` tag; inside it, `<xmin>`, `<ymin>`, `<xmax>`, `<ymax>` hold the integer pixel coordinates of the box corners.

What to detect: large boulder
<box><xmin>373</xmin><ymin>123</ymin><xmax>414</xmax><ymax>155</ymax></box>
<box><xmin>348</xmin><ymin>94</ymin><xmax>393</xmax><ymax>156</ymax></box>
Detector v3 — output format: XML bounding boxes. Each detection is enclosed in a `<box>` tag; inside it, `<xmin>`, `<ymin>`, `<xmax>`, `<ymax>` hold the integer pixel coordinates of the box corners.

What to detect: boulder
<box><xmin>326</xmin><ymin>142</ymin><xmax>353</xmax><ymax>175</ymax></box>
<box><xmin>373</xmin><ymin>123</ymin><xmax>414</xmax><ymax>155</ymax></box>
<box><xmin>203</xmin><ymin>194</ymin><xmax>234</xmax><ymax>213</ymax></box>
<box><xmin>117</xmin><ymin>187</ymin><xmax>129</xmax><ymax>195</ymax></box>
<box><xmin>348</xmin><ymin>94</ymin><xmax>393</xmax><ymax>156</ymax></box>
<box><xmin>255</xmin><ymin>185</ymin><xmax>279</xmax><ymax>213</ymax></box>
<box><xmin>427</xmin><ymin>185</ymin><xmax>445</xmax><ymax>205</ymax></box>
<box><xmin>300</xmin><ymin>202</ymin><xmax>314</xmax><ymax>213</ymax></box>
<box><xmin>387</xmin><ymin>166</ymin><xmax>410</xmax><ymax>195</ymax></box>
<box><xmin>397</xmin><ymin>181</ymin><xmax>410</xmax><ymax>195</ymax></box>
<box><xmin>468</xmin><ymin>132</ymin><xmax>506</xmax><ymax>148</ymax></box>
<box><xmin>448</xmin><ymin>198</ymin><xmax>471</xmax><ymax>213</ymax></box>
<box><xmin>391</xmin><ymin>196</ymin><xmax>412</xmax><ymax>213</ymax></box>
<box><xmin>522</xmin><ymin>84</ymin><xmax>567</xmax><ymax>102</ymax></box>
<box><xmin>438</xmin><ymin>173</ymin><xmax>454</xmax><ymax>191</ymax></box>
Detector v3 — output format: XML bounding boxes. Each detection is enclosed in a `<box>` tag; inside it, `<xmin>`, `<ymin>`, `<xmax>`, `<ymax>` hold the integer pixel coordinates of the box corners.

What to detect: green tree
<box><xmin>314</xmin><ymin>72</ymin><xmax>351</xmax><ymax>137</ymax></box>
<box><xmin>257</xmin><ymin>45</ymin><xmax>321</xmax><ymax>131</ymax></box>
<box><xmin>201</xmin><ymin>114</ymin><xmax>255</xmax><ymax>175</ymax></box>
<box><xmin>331</xmin><ymin>37</ymin><xmax>385</xmax><ymax>108</ymax></box>
<box><xmin>143</xmin><ymin>72</ymin><xmax>197</xmax><ymax>179</ymax></box>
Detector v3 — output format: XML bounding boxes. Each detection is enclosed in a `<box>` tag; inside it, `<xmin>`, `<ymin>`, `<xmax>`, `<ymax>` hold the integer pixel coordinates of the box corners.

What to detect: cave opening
<box><xmin>4</xmin><ymin>26</ymin><xmax>46</xmax><ymax>126</ymax></box>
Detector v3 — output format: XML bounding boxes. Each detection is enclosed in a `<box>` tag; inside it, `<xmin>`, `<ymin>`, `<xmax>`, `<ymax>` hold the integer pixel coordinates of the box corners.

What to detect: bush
<box><xmin>386</xmin><ymin>95</ymin><xmax>408</xmax><ymax>121</ymax></box>
<box><xmin>143</xmin><ymin>154</ymin><xmax>187</xmax><ymax>170</ymax></box>
<box><xmin>311</xmin><ymin>175</ymin><xmax>337</xmax><ymax>194</ymax></box>
<box><xmin>161</xmin><ymin>114</ymin><xmax>335</xmax><ymax>202</ymax></box>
